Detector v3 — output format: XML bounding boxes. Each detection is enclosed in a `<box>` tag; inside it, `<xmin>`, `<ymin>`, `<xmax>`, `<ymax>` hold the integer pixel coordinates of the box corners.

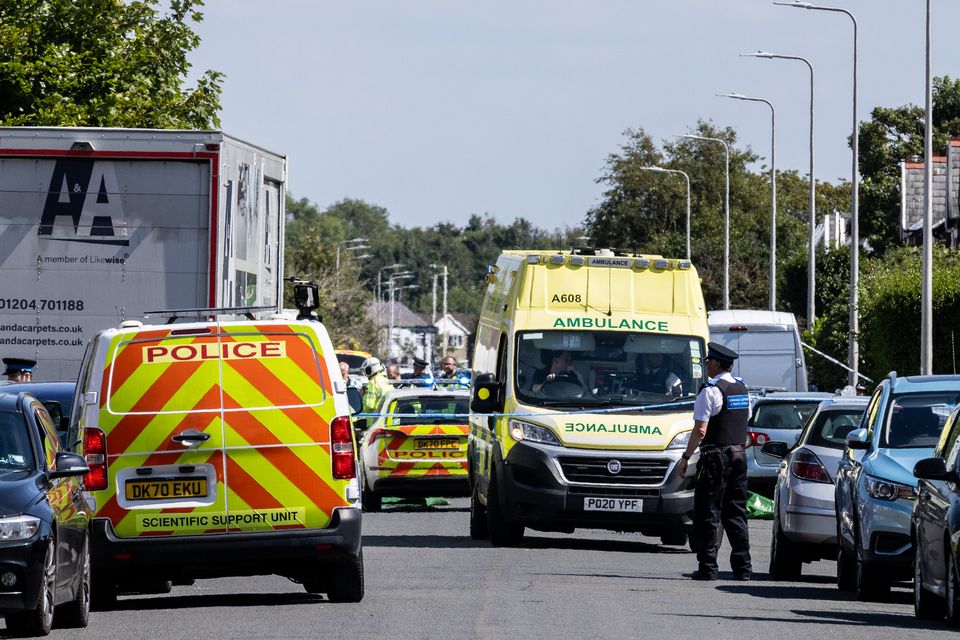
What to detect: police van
<box><xmin>469</xmin><ymin>249</ymin><xmax>709</xmax><ymax>546</ymax></box>
<box><xmin>72</xmin><ymin>286</ymin><xmax>363</xmax><ymax>605</ymax></box>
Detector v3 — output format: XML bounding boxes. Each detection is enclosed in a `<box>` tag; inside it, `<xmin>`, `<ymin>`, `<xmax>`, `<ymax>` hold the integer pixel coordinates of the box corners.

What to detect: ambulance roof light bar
<box><xmin>144</xmin><ymin>306</ymin><xmax>279</xmax><ymax>324</ymax></box>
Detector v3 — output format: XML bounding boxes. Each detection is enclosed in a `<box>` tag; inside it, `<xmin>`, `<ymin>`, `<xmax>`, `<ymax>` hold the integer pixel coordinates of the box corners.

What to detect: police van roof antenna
<box><xmin>145</xmin><ymin>306</ymin><xmax>278</xmax><ymax>324</ymax></box>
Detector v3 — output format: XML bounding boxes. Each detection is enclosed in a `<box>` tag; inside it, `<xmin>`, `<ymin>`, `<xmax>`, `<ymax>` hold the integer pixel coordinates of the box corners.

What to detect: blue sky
<box><xmin>192</xmin><ymin>1</ymin><xmax>960</xmax><ymax>230</ymax></box>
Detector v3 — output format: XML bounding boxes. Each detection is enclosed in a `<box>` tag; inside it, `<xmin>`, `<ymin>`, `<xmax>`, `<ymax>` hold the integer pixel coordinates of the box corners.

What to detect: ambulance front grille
<box><xmin>557</xmin><ymin>456</ymin><xmax>671</xmax><ymax>485</ymax></box>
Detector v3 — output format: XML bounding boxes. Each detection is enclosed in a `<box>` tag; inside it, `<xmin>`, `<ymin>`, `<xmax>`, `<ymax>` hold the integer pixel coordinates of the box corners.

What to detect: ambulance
<box><xmin>72</xmin><ymin>289</ymin><xmax>363</xmax><ymax>605</ymax></box>
<box><xmin>469</xmin><ymin>249</ymin><xmax>709</xmax><ymax>546</ymax></box>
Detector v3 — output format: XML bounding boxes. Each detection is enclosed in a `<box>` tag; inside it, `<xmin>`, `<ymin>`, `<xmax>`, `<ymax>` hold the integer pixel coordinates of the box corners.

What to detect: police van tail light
<box><xmin>331</xmin><ymin>416</ymin><xmax>356</xmax><ymax>480</ymax></box>
<box><xmin>83</xmin><ymin>427</ymin><xmax>108</xmax><ymax>491</ymax></box>
<box><xmin>791</xmin><ymin>449</ymin><xmax>831</xmax><ymax>484</ymax></box>
<box><xmin>746</xmin><ymin>432</ymin><xmax>770</xmax><ymax>448</ymax></box>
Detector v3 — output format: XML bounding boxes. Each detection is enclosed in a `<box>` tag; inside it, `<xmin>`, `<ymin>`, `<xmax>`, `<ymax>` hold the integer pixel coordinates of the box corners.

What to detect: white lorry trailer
<box><xmin>0</xmin><ymin>127</ymin><xmax>286</xmax><ymax>379</ymax></box>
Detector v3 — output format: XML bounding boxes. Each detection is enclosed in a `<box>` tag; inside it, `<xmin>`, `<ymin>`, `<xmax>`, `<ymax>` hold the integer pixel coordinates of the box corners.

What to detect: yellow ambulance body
<box><xmin>469</xmin><ymin>250</ymin><xmax>708</xmax><ymax>546</ymax></box>
<box><xmin>75</xmin><ymin>315</ymin><xmax>363</xmax><ymax>604</ymax></box>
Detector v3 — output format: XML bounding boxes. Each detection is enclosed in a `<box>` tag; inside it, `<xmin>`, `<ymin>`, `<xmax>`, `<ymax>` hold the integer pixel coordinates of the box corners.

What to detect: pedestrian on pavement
<box><xmin>676</xmin><ymin>342</ymin><xmax>752</xmax><ymax>581</ymax></box>
<box><xmin>3</xmin><ymin>358</ymin><xmax>35</xmax><ymax>383</ymax></box>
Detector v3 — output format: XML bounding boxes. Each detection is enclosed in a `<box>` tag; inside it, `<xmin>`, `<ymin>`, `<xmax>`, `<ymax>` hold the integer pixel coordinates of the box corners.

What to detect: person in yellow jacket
<box><xmin>361</xmin><ymin>357</ymin><xmax>392</xmax><ymax>416</ymax></box>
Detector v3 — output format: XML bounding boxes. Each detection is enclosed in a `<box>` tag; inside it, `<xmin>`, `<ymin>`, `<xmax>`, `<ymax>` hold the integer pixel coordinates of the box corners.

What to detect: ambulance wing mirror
<box><xmin>471</xmin><ymin>374</ymin><xmax>503</xmax><ymax>414</ymax></box>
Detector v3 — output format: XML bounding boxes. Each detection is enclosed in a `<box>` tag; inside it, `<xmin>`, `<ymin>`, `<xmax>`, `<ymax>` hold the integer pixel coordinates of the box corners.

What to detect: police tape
<box><xmin>354</xmin><ymin>398</ymin><xmax>695</xmax><ymax>420</ymax></box>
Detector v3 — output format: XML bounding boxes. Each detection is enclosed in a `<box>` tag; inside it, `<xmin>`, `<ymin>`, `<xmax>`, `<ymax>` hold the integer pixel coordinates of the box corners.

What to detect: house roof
<box><xmin>368</xmin><ymin>300</ymin><xmax>427</xmax><ymax>328</ymax></box>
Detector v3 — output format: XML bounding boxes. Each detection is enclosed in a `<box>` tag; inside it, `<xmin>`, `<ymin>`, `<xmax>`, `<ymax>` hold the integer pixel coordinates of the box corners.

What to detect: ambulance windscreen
<box><xmin>515</xmin><ymin>330</ymin><xmax>706</xmax><ymax>408</ymax></box>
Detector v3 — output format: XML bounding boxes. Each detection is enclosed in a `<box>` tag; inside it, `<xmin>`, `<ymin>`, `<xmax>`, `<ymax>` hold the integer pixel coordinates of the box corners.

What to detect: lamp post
<box><xmin>376</xmin><ymin>263</ymin><xmax>403</xmax><ymax>355</ymax></box>
<box><xmin>429</xmin><ymin>263</ymin><xmax>449</xmax><ymax>354</ymax></box>
<box><xmin>336</xmin><ymin>237</ymin><xmax>369</xmax><ymax>273</ymax></box>
<box><xmin>386</xmin><ymin>272</ymin><xmax>415</xmax><ymax>361</ymax></box>
<box><xmin>639</xmin><ymin>166</ymin><xmax>692</xmax><ymax>260</ymax></box>
<box><xmin>742</xmin><ymin>51</ymin><xmax>816</xmax><ymax>325</ymax></box>
<box><xmin>680</xmin><ymin>134</ymin><xmax>730</xmax><ymax>309</ymax></box>
<box><xmin>775</xmin><ymin>0</ymin><xmax>859</xmax><ymax>386</ymax></box>
<box><xmin>922</xmin><ymin>0</ymin><xmax>933</xmax><ymax>373</ymax></box>
<box><xmin>720</xmin><ymin>92</ymin><xmax>777</xmax><ymax>311</ymax></box>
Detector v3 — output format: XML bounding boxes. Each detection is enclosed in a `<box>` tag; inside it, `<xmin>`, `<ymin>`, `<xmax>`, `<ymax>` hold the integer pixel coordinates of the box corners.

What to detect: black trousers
<box><xmin>692</xmin><ymin>445</ymin><xmax>752</xmax><ymax>575</ymax></box>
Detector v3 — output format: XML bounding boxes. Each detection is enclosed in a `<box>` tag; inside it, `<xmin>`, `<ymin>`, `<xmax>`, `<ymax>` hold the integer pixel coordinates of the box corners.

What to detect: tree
<box><xmin>0</xmin><ymin>0</ymin><xmax>222</xmax><ymax>128</ymax></box>
<box><xmin>586</xmin><ymin>121</ymin><xmax>833</xmax><ymax>313</ymax></box>
<box><xmin>858</xmin><ymin>76</ymin><xmax>960</xmax><ymax>253</ymax></box>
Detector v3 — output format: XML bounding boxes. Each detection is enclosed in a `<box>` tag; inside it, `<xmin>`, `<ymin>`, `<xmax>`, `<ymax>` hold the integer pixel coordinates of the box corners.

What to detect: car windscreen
<box><xmin>0</xmin><ymin>412</ymin><xmax>34</xmax><ymax>470</ymax></box>
<box><xmin>804</xmin><ymin>408</ymin><xmax>866</xmax><ymax>449</ymax></box>
<box><xmin>390</xmin><ymin>397</ymin><xmax>469</xmax><ymax>426</ymax></box>
<box><xmin>883</xmin><ymin>392</ymin><xmax>960</xmax><ymax>449</ymax></box>
<box><xmin>514</xmin><ymin>330</ymin><xmax>706</xmax><ymax>408</ymax></box>
<box><xmin>749</xmin><ymin>400</ymin><xmax>821</xmax><ymax>431</ymax></box>
<box><xmin>337</xmin><ymin>354</ymin><xmax>368</xmax><ymax>371</ymax></box>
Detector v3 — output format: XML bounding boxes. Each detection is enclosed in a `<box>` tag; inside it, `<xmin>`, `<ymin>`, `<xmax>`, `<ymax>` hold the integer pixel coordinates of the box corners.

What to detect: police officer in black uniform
<box><xmin>676</xmin><ymin>342</ymin><xmax>752</xmax><ymax>581</ymax></box>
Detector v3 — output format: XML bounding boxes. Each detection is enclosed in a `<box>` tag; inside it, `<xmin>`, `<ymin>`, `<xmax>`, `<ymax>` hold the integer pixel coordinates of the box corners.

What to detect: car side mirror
<box><xmin>914</xmin><ymin>457</ymin><xmax>957</xmax><ymax>482</ymax></box>
<box><xmin>761</xmin><ymin>441</ymin><xmax>789</xmax><ymax>459</ymax></box>
<box><xmin>49</xmin><ymin>451</ymin><xmax>89</xmax><ymax>479</ymax></box>
<box><xmin>346</xmin><ymin>387</ymin><xmax>362</xmax><ymax>415</ymax></box>
<box><xmin>846</xmin><ymin>428</ymin><xmax>870</xmax><ymax>450</ymax></box>
<box><xmin>471</xmin><ymin>373</ymin><xmax>503</xmax><ymax>414</ymax></box>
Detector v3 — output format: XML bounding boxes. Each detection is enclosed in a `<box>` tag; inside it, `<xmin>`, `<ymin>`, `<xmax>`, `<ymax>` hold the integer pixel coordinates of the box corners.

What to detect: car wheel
<box><xmin>57</xmin><ymin>537</ymin><xmax>90</xmax><ymax>628</ymax></box>
<box><xmin>324</xmin><ymin>552</ymin><xmax>364</xmax><ymax>603</ymax></box>
<box><xmin>469</xmin><ymin>483</ymin><xmax>489</xmax><ymax>540</ymax></box>
<box><xmin>6</xmin><ymin>538</ymin><xmax>56</xmax><ymax>637</ymax></box>
<box><xmin>769</xmin><ymin>510</ymin><xmax>802</xmax><ymax>581</ymax></box>
<box><xmin>362</xmin><ymin>486</ymin><xmax>381</xmax><ymax>512</ymax></box>
<box><xmin>947</xmin><ymin>545</ymin><xmax>960</xmax><ymax>627</ymax></box>
<box><xmin>914</xmin><ymin>541</ymin><xmax>945</xmax><ymax>619</ymax></box>
<box><xmin>836</xmin><ymin>521</ymin><xmax>855</xmax><ymax>591</ymax></box>
<box><xmin>855</xmin><ymin>536</ymin><xmax>889</xmax><ymax>602</ymax></box>
<box><xmin>486</xmin><ymin>466</ymin><xmax>523</xmax><ymax>547</ymax></box>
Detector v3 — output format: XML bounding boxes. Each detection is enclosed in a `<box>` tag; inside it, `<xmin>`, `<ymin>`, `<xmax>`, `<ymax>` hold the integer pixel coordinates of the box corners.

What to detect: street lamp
<box><xmin>775</xmin><ymin>0</ymin><xmax>860</xmax><ymax>386</ymax></box>
<box><xmin>719</xmin><ymin>92</ymin><xmax>777</xmax><ymax>311</ymax></box>
<box><xmin>639</xmin><ymin>166</ymin><xmax>692</xmax><ymax>260</ymax></box>
<box><xmin>387</xmin><ymin>273</ymin><xmax>416</xmax><ymax>361</ymax></box>
<box><xmin>336</xmin><ymin>237</ymin><xmax>370</xmax><ymax>273</ymax></box>
<box><xmin>742</xmin><ymin>50</ymin><xmax>816</xmax><ymax>325</ymax></box>
<box><xmin>376</xmin><ymin>263</ymin><xmax>403</xmax><ymax>355</ymax></box>
<box><xmin>922</xmin><ymin>0</ymin><xmax>933</xmax><ymax>373</ymax></box>
<box><xmin>680</xmin><ymin>133</ymin><xmax>730</xmax><ymax>309</ymax></box>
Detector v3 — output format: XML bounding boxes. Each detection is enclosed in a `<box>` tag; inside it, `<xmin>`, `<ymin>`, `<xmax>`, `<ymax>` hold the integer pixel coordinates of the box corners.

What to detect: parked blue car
<box><xmin>835</xmin><ymin>372</ymin><xmax>960</xmax><ymax>601</ymax></box>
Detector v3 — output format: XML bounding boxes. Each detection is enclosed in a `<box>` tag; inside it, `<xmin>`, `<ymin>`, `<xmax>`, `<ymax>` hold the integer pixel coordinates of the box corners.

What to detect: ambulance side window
<box><xmin>495</xmin><ymin>334</ymin><xmax>508</xmax><ymax>383</ymax></box>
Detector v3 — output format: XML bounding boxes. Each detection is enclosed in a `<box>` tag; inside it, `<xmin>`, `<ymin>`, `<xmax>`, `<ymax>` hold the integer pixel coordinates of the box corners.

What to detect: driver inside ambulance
<box><xmin>530</xmin><ymin>350</ymin><xmax>586</xmax><ymax>393</ymax></box>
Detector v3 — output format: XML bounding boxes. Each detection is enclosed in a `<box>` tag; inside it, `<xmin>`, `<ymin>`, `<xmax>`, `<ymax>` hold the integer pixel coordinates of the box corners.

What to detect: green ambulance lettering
<box><xmin>564</xmin><ymin>423</ymin><xmax>662</xmax><ymax>435</ymax></box>
<box><xmin>552</xmin><ymin>317</ymin><xmax>669</xmax><ymax>331</ymax></box>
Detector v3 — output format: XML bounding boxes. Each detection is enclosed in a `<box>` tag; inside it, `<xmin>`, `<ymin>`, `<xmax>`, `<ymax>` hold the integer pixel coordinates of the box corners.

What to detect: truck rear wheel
<box><xmin>487</xmin><ymin>467</ymin><xmax>523</xmax><ymax>547</ymax></box>
<box><xmin>324</xmin><ymin>552</ymin><xmax>364</xmax><ymax>603</ymax></box>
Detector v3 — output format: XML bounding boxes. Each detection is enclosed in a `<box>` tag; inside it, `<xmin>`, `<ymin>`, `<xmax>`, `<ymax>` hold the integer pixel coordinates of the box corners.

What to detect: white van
<box><xmin>708</xmin><ymin>310</ymin><xmax>808</xmax><ymax>392</ymax></box>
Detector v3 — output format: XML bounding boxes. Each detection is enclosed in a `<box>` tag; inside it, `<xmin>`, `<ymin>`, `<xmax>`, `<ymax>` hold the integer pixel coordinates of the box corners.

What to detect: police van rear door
<box><xmin>218</xmin><ymin>322</ymin><xmax>349</xmax><ymax>532</ymax></box>
<box><xmin>98</xmin><ymin>325</ymin><xmax>229</xmax><ymax>538</ymax></box>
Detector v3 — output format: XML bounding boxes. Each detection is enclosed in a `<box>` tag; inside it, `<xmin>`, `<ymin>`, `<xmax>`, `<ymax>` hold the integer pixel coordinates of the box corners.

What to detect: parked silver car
<box><xmin>745</xmin><ymin>392</ymin><xmax>833</xmax><ymax>495</ymax></box>
<box><xmin>763</xmin><ymin>397</ymin><xmax>869</xmax><ymax>579</ymax></box>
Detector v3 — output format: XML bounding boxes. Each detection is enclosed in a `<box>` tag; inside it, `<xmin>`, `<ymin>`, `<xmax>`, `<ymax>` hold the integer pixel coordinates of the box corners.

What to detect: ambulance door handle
<box><xmin>172</xmin><ymin>430</ymin><xmax>211</xmax><ymax>447</ymax></box>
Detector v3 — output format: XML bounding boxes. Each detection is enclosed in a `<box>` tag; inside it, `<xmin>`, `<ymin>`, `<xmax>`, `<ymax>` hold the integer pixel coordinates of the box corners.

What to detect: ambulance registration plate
<box><xmin>583</xmin><ymin>497</ymin><xmax>643</xmax><ymax>512</ymax></box>
<box><xmin>414</xmin><ymin>437</ymin><xmax>459</xmax><ymax>450</ymax></box>
<box><xmin>125</xmin><ymin>477</ymin><xmax>207</xmax><ymax>501</ymax></box>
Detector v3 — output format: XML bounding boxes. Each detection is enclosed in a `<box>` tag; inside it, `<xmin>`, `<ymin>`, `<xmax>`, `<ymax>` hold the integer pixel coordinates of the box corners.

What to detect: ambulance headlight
<box><xmin>0</xmin><ymin>515</ymin><xmax>40</xmax><ymax>541</ymax></box>
<box><xmin>667</xmin><ymin>430</ymin><xmax>692</xmax><ymax>450</ymax></box>
<box><xmin>509</xmin><ymin>420</ymin><xmax>561</xmax><ymax>446</ymax></box>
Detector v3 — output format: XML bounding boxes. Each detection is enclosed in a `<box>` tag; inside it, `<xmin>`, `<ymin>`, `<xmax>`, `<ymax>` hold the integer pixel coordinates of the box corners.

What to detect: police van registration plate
<box><xmin>125</xmin><ymin>477</ymin><xmax>208</xmax><ymax>501</ymax></box>
<box><xmin>414</xmin><ymin>437</ymin><xmax>459</xmax><ymax>450</ymax></box>
<box><xmin>583</xmin><ymin>497</ymin><xmax>643</xmax><ymax>512</ymax></box>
